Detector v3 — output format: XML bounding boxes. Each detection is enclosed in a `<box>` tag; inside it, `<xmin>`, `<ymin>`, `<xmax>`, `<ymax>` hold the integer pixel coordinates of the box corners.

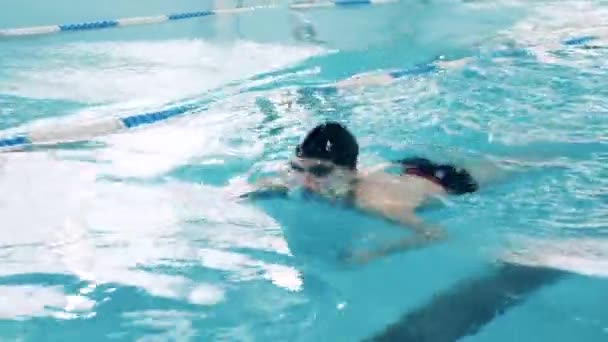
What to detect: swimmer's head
<box><xmin>295</xmin><ymin>121</ymin><xmax>359</xmax><ymax>170</ymax></box>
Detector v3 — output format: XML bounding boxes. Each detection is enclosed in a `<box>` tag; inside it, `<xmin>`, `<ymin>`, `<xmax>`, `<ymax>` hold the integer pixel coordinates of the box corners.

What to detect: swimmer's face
<box><xmin>288</xmin><ymin>158</ymin><xmax>336</xmax><ymax>191</ymax></box>
<box><xmin>289</xmin><ymin>158</ymin><xmax>351</xmax><ymax>193</ymax></box>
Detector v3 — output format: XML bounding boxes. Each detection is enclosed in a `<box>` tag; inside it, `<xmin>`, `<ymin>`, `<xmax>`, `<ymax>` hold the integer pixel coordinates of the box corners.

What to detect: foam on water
<box><xmin>0</xmin><ymin>38</ymin><xmax>322</xmax><ymax>323</ymax></box>
<box><xmin>0</xmin><ymin>39</ymin><xmax>326</xmax><ymax>105</ymax></box>
<box><xmin>502</xmin><ymin>237</ymin><xmax>608</xmax><ymax>278</ymax></box>
<box><xmin>0</xmin><ymin>285</ymin><xmax>94</xmax><ymax>319</ymax></box>
<box><xmin>0</xmin><ymin>148</ymin><xmax>298</xmax><ymax>322</ymax></box>
<box><xmin>491</xmin><ymin>1</ymin><xmax>608</xmax><ymax>64</ymax></box>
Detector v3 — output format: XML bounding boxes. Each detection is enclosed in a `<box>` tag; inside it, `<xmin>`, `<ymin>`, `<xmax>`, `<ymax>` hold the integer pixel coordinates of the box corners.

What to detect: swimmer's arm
<box><xmin>350</xmin><ymin>233</ymin><xmax>441</xmax><ymax>264</ymax></box>
<box><xmin>388</xmin><ymin>210</ymin><xmax>442</xmax><ymax>237</ymax></box>
<box><xmin>237</xmin><ymin>176</ymin><xmax>290</xmax><ymax>199</ymax></box>
<box><xmin>361</xmin><ymin>200</ymin><xmax>442</xmax><ymax>237</ymax></box>
<box><xmin>349</xmin><ymin>206</ymin><xmax>446</xmax><ymax>263</ymax></box>
<box><xmin>256</xmin><ymin>177</ymin><xmax>290</xmax><ymax>192</ymax></box>
<box><xmin>361</xmin><ymin>163</ymin><xmax>393</xmax><ymax>174</ymax></box>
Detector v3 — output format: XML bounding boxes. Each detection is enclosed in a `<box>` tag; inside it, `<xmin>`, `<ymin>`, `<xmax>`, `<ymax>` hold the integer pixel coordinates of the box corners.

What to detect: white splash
<box><xmin>0</xmin><ymin>39</ymin><xmax>327</xmax><ymax>105</ymax></box>
<box><xmin>500</xmin><ymin>236</ymin><xmax>608</xmax><ymax>278</ymax></box>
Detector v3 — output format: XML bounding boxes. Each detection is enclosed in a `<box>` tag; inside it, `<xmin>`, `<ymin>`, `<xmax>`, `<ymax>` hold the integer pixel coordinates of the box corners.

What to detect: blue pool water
<box><xmin>0</xmin><ymin>0</ymin><xmax>607</xmax><ymax>341</ymax></box>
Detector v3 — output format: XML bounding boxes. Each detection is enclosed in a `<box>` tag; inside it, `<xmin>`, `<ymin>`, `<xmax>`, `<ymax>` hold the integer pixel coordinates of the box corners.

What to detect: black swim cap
<box><xmin>295</xmin><ymin>122</ymin><xmax>359</xmax><ymax>169</ymax></box>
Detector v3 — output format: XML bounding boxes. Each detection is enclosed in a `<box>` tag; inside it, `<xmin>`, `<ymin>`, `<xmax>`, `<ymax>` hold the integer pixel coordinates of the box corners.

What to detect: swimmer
<box><xmin>239</xmin><ymin>121</ymin><xmax>478</xmax><ymax>263</ymax></box>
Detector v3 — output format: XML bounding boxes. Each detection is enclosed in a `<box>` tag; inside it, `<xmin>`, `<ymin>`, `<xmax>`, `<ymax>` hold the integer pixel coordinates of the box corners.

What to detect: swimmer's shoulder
<box><xmin>355</xmin><ymin>169</ymin><xmax>446</xmax><ymax>201</ymax></box>
<box><xmin>351</xmin><ymin>173</ymin><xmax>446</xmax><ymax>219</ymax></box>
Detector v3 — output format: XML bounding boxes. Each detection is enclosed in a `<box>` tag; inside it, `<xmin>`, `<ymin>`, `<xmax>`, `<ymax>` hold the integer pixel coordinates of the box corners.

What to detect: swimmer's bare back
<box><xmin>355</xmin><ymin>170</ymin><xmax>446</xmax><ymax>215</ymax></box>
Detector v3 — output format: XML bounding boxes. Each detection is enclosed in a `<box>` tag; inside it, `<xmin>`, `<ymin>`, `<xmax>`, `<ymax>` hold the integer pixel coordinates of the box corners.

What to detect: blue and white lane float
<box><xmin>329</xmin><ymin>32</ymin><xmax>605</xmax><ymax>90</ymax></box>
<box><xmin>0</xmin><ymin>0</ymin><xmax>398</xmax><ymax>39</ymax></box>
<box><xmin>0</xmin><ymin>104</ymin><xmax>200</xmax><ymax>151</ymax></box>
<box><xmin>562</xmin><ymin>35</ymin><xmax>598</xmax><ymax>46</ymax></box>
<box><xmin>289</xmin><ymin>56</ymin><xmax>470</xmax><ymax>99</ymax></box>
<box><xmin>0</xmin><ymin>33</ymin><xmax>601</xmax><ymax>152</ymax></box>
<box><xmin>337</xmin><ymin>57</ymin><xmax>467</xmax><ymax>88</ymax></box>
<box><xmin>0</xmin><ymin>57</ymin><xmax>451</xmax><ymax>152</ymax></box>
<box><xmin>0</xmin><ymin>6</ymin><xmax>271</xmax><ymax>38</ymax></box>
<box><xmin>289</xmin><ymin>0</ymin><xmax>398</xmax><ymax>10</ymax></box>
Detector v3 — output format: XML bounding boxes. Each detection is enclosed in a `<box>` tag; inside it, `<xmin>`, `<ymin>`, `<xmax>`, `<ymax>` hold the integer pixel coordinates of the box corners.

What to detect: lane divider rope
<box><xmin>0</xmin><ymin>32</ymin><xmax>600</xmax><ymax>151</ymax></box>
<box><xmin>0</xmin><ymin>0</ymin><xmax>400</xmax><ymax>39</ymax></box>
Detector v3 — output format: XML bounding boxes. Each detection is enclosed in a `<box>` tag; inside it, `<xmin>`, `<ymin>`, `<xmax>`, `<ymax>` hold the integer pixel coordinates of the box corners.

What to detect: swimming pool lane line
<box><xmin>0</xmin><ymin>33</ymin><xmax>601</xmax><ymax>153</ymax></box>
<box><xmin>325</xmin><ymin>31</ymin><xmax>602</xmax><ymax>91</ymax></box>
<box><xmin>0</xmin><ymin>6</ymin><xmax>273</xmax><ymax>38</ymax></box>
<box><xmin>0</xmin><ymin>0</ymin><xmax>399</xmax><ymax>39</ymax></box>
<box><xmin>0</xmin><ymin>75</ymin><xmax>247</xmax><ymax>151</ymax></box>
<box><xmin>289</xmin><ymin>0</ymin><xmax>398</xmax><ymax>9</ymax></box>
<box><xmin>0</xmin><ymin>73</ymin><xmax>275</xmax><ymax>152</ymax></box>
<box><xmin>0</xmin><ymin>45</ymin><xmax>583</xmax><ymax>151</ymax></box>
<box><xmin>0</xmin><ymin>55</ymin><xmax>451</xmax><ymax>152</ymax></box>
<box><xmin>367</xmin><ymin>262</ymin><xmax>565</xmax><ymax>342</ymax></box>
<box><xmin>0</xmin><ymin>104</ymin><xmax>201</xmax><ymax>151</ymax></box>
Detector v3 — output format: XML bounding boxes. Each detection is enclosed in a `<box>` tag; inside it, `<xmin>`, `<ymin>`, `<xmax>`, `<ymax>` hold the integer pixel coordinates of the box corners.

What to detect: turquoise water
<box><xmin>1</xmin><ymin>0</ymin><xmax>607</xmax><ymax>341</ymax></box>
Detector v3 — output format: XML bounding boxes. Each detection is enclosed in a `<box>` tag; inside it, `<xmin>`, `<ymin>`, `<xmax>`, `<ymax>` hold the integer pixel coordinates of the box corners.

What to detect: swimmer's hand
<box><xmin>343</xmin><ymin>210</ymin><xmax>446</xmax><ymax>264</ymax></box>
<box><xmin>347</xmin><ymin>203</ymin><xmax>447</xmax><ymax>263</ymax></box>
<box><xmin>345</xmin><ymin>228</ymin><xmax>445</xmax><ymax>265</ymax></box>
<box><xmin>236</xmin><ymin>178</ymin><xmax>290</xmax><ymax>200</ymax></box>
